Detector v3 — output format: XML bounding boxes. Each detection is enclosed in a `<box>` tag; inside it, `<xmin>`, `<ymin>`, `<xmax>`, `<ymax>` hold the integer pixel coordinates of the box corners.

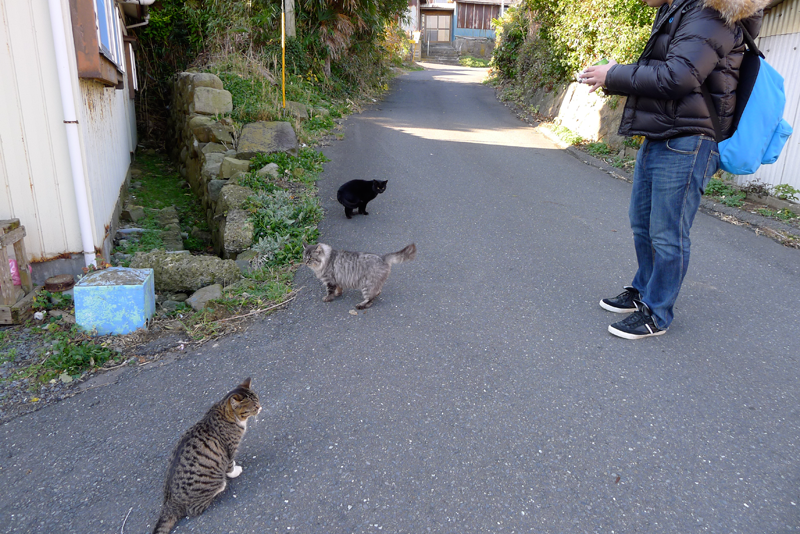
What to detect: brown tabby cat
<box><xmin>152</xmin><ymin>378</ymin><xmax>261</xmax><ymax>534</ymax></box>
<box><xmin>302</xmin><ymin>242</ymin><xmax>416</xmax><ymax>309</ymax></box>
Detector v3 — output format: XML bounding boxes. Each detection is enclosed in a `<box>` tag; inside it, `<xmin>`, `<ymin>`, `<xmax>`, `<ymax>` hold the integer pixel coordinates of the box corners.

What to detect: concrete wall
<box><xmin>524</xmin><ymin>82</ymin><xmax>627</xmax><ymax>148</ymax></box>
<box><xmin>454</xmin><ymin>36</ymin><xmax>495</xmax><ymax>59</ymax></box>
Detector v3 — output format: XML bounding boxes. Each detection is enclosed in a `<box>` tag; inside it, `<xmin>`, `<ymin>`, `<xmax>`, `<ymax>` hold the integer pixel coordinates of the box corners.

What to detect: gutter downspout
<box><xmin>47</xmin><ymin>0</ymin><xmax>97</xmax><ymax>268</ymax></box>
<box><xmin>126</xmin><ymin>14</ymin><xmax>150</xmax><ymax>29</ymax></box>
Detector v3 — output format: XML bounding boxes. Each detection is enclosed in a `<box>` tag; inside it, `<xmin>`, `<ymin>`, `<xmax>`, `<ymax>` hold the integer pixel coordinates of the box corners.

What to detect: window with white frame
<box><xmin>94</xmin><ymin>0</ymin><xmax>125</xmax><ymax>71</ymax></box>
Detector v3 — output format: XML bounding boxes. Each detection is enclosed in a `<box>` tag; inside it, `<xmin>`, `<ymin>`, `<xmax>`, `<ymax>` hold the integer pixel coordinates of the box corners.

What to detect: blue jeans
<box><xmin>629</xmin><ymin>135</ymin><xmax>719</xmax><ymax>329</ymax></box>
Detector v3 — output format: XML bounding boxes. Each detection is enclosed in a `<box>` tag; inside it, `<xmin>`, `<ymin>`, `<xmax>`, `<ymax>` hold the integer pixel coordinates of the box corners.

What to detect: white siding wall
<box><xmin>0</xmin><ymin>0</ymin><xmax>83</xmax><ymax>261</ymax></box>
<box><xmin>79</xmin><ymin>79</ymin><xmax>135</xmax><ymax>251</ymax></box>
<box><xmin>0</xmin><ymin>0</ymin><xmax>134</xmax><ymax>263</ymax></box>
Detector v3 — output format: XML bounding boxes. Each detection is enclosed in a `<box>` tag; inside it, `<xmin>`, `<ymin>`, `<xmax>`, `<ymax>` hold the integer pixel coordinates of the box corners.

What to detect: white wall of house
<box><xmin>0</xmin><ymin>0</ymin><xmax>84</xmax><ymax>262</ymax></box>
<box><xmin>79</xmin><ymin>78</ymin><xmax>136</xmax><ymax>253</ymax></box>
<box><xmin>0</xmin><ymin>0</ymin><xmax>135</xmax><ymax>269</ymax></box>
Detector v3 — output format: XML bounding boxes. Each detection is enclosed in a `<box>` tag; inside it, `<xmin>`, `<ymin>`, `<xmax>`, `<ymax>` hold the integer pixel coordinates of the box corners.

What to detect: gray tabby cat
<box><xmin>152</xmin><ymin>378</ymin><xmax>261</xmax><ymax>534</ymax></box>
<box><xmin>302</xmin><ymin>242</ymin><xmax>416</xmax><ymax>309</ymax></box>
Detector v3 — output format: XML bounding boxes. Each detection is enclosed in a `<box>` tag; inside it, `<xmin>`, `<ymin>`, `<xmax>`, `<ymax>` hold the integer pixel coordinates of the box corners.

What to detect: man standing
<box><xmin>579</xmin><ymin>0</ymin><xmax>766</xmax><ymax>339</ymax></box>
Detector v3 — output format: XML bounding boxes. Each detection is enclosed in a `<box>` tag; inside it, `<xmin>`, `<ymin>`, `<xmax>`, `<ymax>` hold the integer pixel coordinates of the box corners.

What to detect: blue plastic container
<box><xmin>74</xmin><ymin>267</ymin><xmax>155</xmax><ymax>335</ymax></box>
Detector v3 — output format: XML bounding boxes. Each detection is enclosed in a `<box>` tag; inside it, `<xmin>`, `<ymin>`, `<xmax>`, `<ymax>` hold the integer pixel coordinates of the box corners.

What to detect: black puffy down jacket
<box><xmin>604</xmin><ymin>0</ymin><xmax>765</xmax><ymax>141</ymax></box>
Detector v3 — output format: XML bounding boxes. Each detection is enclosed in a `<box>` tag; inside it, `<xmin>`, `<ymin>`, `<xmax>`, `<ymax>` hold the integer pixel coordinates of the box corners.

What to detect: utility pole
<box><xmin>285</xmin><ymin>0</ymin><xmax>296</xmax><ymax>38</ymax></box>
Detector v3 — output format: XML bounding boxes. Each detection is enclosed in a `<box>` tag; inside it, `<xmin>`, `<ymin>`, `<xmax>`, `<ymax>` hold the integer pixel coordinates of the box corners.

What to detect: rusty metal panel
<box><xmin>735</xmin><ymin>32</ymin><xmax>800</xmax><ymax>192</ymax></box>
<box><xmin>759</xmin><ymin>0</ymin><xmax>800</xmax><ymax>38</ymax></box>
<box><xmin>458</xmin><ymin>2</ymin><xmax>499</xmax><ymax>30</ymax></box>
<box><xmin>68</xmin><ymin>0</ymin><xmax>120</xmax><ymax>86</ymax></box>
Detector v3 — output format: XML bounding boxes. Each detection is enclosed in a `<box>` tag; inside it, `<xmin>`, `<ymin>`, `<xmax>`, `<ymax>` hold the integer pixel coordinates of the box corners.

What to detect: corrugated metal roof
<box><xmin>759</xmin><ymin>0</ymin><xmax>800</xmax><ymax>38</ymax></box>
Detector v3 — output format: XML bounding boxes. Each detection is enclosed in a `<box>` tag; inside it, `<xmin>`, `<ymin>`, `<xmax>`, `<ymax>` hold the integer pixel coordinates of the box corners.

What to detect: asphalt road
<box><xmin>2</xmin><ymin>63</ymin><xmax>800</xmax><ymax>534</ymax></box>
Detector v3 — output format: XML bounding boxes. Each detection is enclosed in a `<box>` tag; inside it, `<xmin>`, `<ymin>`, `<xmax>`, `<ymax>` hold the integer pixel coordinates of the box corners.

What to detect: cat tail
<box><xmin>383</xmin><ymin>244</ymin><xmax>416</xmax><ymax>265</ymax></box>
<box><xmin>152</xmin><ymin>505</ymin><xmax>179</xmax><ymax>534</ymax></box>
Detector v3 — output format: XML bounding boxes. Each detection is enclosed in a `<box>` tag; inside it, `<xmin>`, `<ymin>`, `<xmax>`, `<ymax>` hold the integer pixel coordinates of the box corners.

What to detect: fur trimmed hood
<box><xmin>703</xmin><ymin>0</ymin><xmax>770</xmax><ymax>24</ymax></box>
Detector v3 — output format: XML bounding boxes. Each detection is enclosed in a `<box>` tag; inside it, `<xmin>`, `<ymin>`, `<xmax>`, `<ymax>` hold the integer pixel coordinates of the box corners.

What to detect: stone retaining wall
<box><xmin>523</xmin><ymin>81</ymin><xmax>628</xmax><ymax>149</ymax></box>
<box><xmin>166</xmin><ymin>72</ymin><xmax>299</xmax><ymax>260</ymax></box>
<box><xmin>454</xmin><ymin>37</ymin><xmax>494</xmax><ymax>60</ymax></box>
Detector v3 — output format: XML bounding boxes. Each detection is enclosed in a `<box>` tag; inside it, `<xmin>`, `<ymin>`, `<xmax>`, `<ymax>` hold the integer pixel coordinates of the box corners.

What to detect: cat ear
<box><xmin>240</xmin><ymin>377</ymin><xmax>252</xmax><ymax>389</ymax></box>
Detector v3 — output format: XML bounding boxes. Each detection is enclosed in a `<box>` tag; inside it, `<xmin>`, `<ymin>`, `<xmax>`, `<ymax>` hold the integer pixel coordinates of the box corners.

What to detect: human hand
<box><xmin>578</xmin><ymin>59</ymin><xmax>618</xmax><ymax>93</ymax></box>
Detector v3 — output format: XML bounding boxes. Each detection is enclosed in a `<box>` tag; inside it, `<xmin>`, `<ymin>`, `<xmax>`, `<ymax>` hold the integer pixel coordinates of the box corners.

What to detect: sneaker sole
<box><xmin>608</xmin><ymin>324</ymin><xmax>667</xmax><ymax>340</ymax></box>
<box><xmin>599</xmin><ymin>300</ymin><xmax>638</xmax><ymax>313</ymax></box>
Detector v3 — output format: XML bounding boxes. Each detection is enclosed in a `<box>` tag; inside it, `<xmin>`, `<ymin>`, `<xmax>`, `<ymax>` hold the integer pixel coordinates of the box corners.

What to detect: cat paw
<box><xmin>323</xmin><ymin>295</ymin><xmax>335</xmax><ymax>302</ymax></box>
<box><xmin>227</xmin><ymin>465</ymin><xmax>243</xmax><ymax>478</ymax></box>
<box><xmin>355</xmin><ymin>301</ymin><xmax>373</xmax><ymax>310</ymax></box>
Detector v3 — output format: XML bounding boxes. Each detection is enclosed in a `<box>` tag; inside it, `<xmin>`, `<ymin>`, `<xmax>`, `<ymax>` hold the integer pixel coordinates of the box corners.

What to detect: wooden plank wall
<box><xmin>457</xmin><ymin>3</ymin><xmax>499</xmax><ymax>30</ymax></box>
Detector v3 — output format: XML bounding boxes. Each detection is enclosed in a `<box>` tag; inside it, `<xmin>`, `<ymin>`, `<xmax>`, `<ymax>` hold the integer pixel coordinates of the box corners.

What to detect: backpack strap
<box><xmin>739</xmin><ymin>22</ymin><xmax>765</xmax><ymax>59</ymax></box>
<box><xmin>701</xmin><ymin>84</ymin><xmax>724</xmax><ymax>143</ymax></box>
<box><xmin>701</xmin><ymin>21</ymin><xmax>756</xmax><ymax>143</ymax></box>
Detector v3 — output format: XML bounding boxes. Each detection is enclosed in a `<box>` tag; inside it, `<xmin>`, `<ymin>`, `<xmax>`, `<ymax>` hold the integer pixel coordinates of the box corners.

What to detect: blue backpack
<box><xmin>702</xmin><ymin>23</ymin><xmax>793</xmax><ymax>175</ymax></box>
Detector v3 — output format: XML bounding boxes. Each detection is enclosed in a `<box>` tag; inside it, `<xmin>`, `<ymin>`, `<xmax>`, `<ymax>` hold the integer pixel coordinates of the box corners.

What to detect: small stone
<box><xmin>208</xmin><ymin>180</ymin><xmax>227</xmax><ymax>202</ymax></box>
<box><xmin>192</xmin><ymin>87</ymin><xmax>233</xmax><ymax>116</ymax></box>
<box><xmin>161</xmin><ymin>300</ymin><xmax>181</xmax><ymax>312</ymax></box>
<box><xmin>186</xmin><ymin>284</ymin><xmax>223</xmax><ymax>311</ymax></box>
<box><xmin>256</xmin><ymin>163</ymin><xmax>280</xmax><ymax>179</ymax></box>
<box><xmin>121</xmin><ymin>206</ymin><xmax>145</xmax><ymax>222</ymax></box>
<box><xmin>220</xmin><ymin>157</ymin><xmax>251</xmax><ymax>179</ymax></box>
<box><xmin>235</xmin><ymin>250</ymin><xmax>259</xmax><ymax>274</ymax></box>
<box><xmin>236</xmin><ymin>121</ymin><xmax>298</xmax><ymax>160</ymax></box>
<box><xmin>191</xmin><ymin>72</ymin><xmax>224</xmax><ymax>90</ymax></box>
<box><xmin>284</xmin><ymin>101</ymin><xmax>309</xmax><ymax>121</ymax></box>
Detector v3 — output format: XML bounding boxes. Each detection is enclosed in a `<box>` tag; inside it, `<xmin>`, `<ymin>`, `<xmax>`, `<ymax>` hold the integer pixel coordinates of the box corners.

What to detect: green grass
<box><xmin>248</xmin><ymin>148</ymin><xmax>329</xmax><ymax>186</ymax></box>
<box><xmin>772</xmin><ymin>183</ymin><xmax>800</xmax><ymax>202</ymax></box>
<box><xmin>239</xmin><ymin>147</ymin><xmax>328</xmax><ymax>266</ymax></box>
<box><xmin>459</xmin><ymin>55</ymin><xmax>490</xmax><ymax>68</ymax></box>
<box><xmin>0</xmin><ymin>332</ymin><xmax>15</xmax><ymax>365</ymax></box>
<box><xmin>3</xmin><ymin>322</ymin><xmax>121</xmax><ymax>385</ymax></box>
<box><xmin>757</xmin><ymin>207</ymin><xmax>798</xmax><ymax>221</ymax></box>
<box><xmin>120</xmin><ymin>153</ymin><xmax>210</xmax><ymax>257</ymax></box>
<box><xmin>584</xmin><ymin>141</ymin><xmax>613</xmax><ymax>157</ymax></box>
<box><xmin>550</xmin><ymin>123</ymin><xmax>584</xmax><ymax>145</ymax></box>
<box><xmin>31</xmin><ymin>290</ymin><xmax>73</xmax><ymax>311</ymax></box>
<box><xmin>705</xmin><ymin>177</ymin><xmax>746</xmax><ymax>207</ymax></box>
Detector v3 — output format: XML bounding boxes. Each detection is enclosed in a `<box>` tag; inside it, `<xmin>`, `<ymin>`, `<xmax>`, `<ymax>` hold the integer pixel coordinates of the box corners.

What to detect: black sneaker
<box><xmin>608</xmin><ymin>302</ymin><xmax>666</xmax><ymax>339</ymax></box>
<box><xmin>600</xmin><ymin>286</ymin><xmax>640</xmax><ymax>313</ymax></box>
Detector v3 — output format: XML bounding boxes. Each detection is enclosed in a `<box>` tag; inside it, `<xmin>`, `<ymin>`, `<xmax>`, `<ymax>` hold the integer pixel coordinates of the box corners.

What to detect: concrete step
<box><xmin>421</xmin><ymin>44</ymin><xmax>460</xmax><ymax>64</ymax></box>
<box><xmin>422</xmin><ymin>57</ymin><xmax>462</xmax><ymax>65</ymax></box>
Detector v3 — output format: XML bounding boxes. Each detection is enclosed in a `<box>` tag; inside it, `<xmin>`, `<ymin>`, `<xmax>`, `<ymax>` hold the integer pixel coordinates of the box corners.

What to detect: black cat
<box><xmin>336</xmin><ymin>179</ymin><xmax>388</xmax><ymax>219</ymax></box>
